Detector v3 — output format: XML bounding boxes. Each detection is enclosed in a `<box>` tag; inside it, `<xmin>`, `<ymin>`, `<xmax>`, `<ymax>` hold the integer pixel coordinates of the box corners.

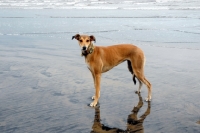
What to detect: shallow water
<box><xmin>0</xmin><ymin>9</ymin><xmax>200</xmax><ymax>133</ymax></box>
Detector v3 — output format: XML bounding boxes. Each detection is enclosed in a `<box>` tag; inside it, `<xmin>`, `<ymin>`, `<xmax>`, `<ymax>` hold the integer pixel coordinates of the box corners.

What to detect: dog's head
<box><xmin>72</xmin><ymin>34</ymin><xmax>96</xmax><ymax>54</ymax></box>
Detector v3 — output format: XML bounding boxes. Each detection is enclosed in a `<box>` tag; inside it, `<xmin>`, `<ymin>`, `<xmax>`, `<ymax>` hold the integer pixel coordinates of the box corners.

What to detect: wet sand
<box><xmin>0</xmin><ymin>9</ymin><xmax>200</xmax><ymax>133</ymax></box>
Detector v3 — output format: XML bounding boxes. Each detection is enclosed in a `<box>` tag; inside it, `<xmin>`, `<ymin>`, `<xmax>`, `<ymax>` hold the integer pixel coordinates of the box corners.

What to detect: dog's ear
<box><xmin>90</xmin><ymin>35</ymin><xmax>96</xmax><ymax>43</ymax></box>
<box><xmin>72</xmin><ymin>34</ymin><xmax>80</xmax><ymax>40</ymax></box>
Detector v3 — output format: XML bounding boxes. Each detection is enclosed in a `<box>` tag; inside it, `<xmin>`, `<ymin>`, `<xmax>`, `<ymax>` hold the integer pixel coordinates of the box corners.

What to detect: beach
<box><xmin>0</xmin><ymin>1</ymin><xmax>200</xmax><ymax>132</ymax></box>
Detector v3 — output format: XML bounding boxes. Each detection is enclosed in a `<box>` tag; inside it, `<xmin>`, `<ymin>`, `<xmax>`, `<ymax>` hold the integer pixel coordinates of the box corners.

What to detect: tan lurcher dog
<box><xmin>72</xmin><ymin>34</ymin><xmax>152</xmax><ymax>107</ymax></box>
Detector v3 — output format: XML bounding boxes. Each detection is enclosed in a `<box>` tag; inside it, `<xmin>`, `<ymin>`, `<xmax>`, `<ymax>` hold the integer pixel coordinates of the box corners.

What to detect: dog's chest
<box><xmin>85</xmin><ymin>60</ymin><xmax>91</xmax><ymax>69</ymax></box>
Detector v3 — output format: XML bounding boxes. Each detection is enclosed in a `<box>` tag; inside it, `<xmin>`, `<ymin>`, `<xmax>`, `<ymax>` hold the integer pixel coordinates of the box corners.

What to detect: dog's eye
<box><xmin>86</xmin><ymin>40</ymin><xmax>89</xmax><ymax>42</ymax></box>
<box><xmin>80</xmin><ymin>40</ymin><xmax>83</xmax><ymax>42</ymax></box>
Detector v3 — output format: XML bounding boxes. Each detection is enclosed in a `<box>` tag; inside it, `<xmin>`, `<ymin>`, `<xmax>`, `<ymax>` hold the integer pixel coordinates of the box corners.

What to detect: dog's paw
<box><xmin>90</xmin><ymin>101</ymin><xmax>97</xmax><ymax>107</ymax></box>
<box><xmin>145</xmin><ymin>97</ymin><xmax>151</xmax><ymax>102</ymax></box>
<box><xmin>91</xmin><ymin>96</ymin><xmax>95</xmax><ymax>100</ymax></box>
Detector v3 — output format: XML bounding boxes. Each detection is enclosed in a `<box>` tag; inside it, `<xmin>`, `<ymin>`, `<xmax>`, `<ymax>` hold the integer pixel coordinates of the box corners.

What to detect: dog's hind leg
<box><xmin>143</xmin><ymin>77</ymin><xmax>152</xmax><ymax>101</ymax></box>
<box><xmin>134</xmin><ymin>70</ymin><xmax>151</xmax><ymax>101</ymax></box>
<box><xmin>127</xmin><ymin>60</ymin><xmax>137</xmax><ymax>85</ymax></box>
<box><xmin>130</xmin><ymin>58</ymin><xmax>151</xmax><ymax>101</ymax></box>
<box><xmin>135</xmin><ymin>79</ymin><xmax>142</xmax><ymax>94</ymax></box>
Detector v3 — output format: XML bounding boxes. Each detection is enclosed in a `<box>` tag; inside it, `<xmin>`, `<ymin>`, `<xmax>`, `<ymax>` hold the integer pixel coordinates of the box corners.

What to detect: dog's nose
<box><xmin>82</xmin><ymin>46</ymin><xmax>87</xmax><ymax>50</ymax></box>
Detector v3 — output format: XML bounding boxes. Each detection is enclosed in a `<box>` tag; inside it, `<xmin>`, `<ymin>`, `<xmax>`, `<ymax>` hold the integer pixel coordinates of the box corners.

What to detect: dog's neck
<box><xmin>82</xmin><ymin>42</ymin><xmax>94</xmax><ymax>57</ymax></box>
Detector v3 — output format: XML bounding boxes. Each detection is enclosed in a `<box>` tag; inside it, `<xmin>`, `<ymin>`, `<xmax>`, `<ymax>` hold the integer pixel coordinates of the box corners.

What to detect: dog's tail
<box><xmin>127</xmin><ymin>60</ymin><xmax>137</xmax><ymax>85</ymax></box>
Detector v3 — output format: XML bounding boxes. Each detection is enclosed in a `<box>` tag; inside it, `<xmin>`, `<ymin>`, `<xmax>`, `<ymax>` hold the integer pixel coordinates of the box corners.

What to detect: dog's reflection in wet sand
<box><xmin>91</xmin><ymin>93</ymin><xmax>151</xmax><ymax>133</ymax></box>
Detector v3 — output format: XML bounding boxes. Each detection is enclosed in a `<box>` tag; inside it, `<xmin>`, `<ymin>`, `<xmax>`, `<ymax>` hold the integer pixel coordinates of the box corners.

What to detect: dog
<box><xmin>72</xmin><ymin>34</ymin><xmax>151</xmax><ymax>107</ymax></box>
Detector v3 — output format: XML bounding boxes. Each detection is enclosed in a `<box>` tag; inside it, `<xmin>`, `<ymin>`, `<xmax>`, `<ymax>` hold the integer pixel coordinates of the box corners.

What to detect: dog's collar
<box><xmin>88</xmin><ymin>42</ymin><xmax>94</xmax><ymax>54</ymax></box>
<box><xmin>82</xmin><ymin>43</ymin><xmax>94</xmax><ymax>56</ymax></box>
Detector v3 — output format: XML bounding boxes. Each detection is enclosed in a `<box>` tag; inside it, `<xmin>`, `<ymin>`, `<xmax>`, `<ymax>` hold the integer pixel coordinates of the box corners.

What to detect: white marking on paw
<box><xmin>90</xmin><ymin>103</ymin><xmax>94</xmax><ymax>107</ymax></box>
<box><xmin>145</xmin><ymin>98</ymin><xmax>151</xmax><ymax>102</ymax></box>
<box><xmin>90</xmin><ymin>101</ymin><xmax>97</xmax><ymax>107</ymax></box>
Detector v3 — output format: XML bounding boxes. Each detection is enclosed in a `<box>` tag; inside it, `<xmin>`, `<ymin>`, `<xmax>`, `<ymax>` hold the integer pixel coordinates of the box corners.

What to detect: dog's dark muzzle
<box><xmin>81</xmin><ymin>46</ymin><xmax>88</xmax><ymax>56</ymax></box>
<box><xmin>82</xmin><ymin>46</ymin><xmax>87</xmax><ymax>51</ymax></box>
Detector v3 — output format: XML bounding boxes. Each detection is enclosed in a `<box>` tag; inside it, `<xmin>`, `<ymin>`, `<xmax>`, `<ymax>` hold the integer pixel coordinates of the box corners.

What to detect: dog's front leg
<box><xmin>90</xmin><ymin>73</ymin><xmax>101</xmax><ymax>107</ymax></box>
